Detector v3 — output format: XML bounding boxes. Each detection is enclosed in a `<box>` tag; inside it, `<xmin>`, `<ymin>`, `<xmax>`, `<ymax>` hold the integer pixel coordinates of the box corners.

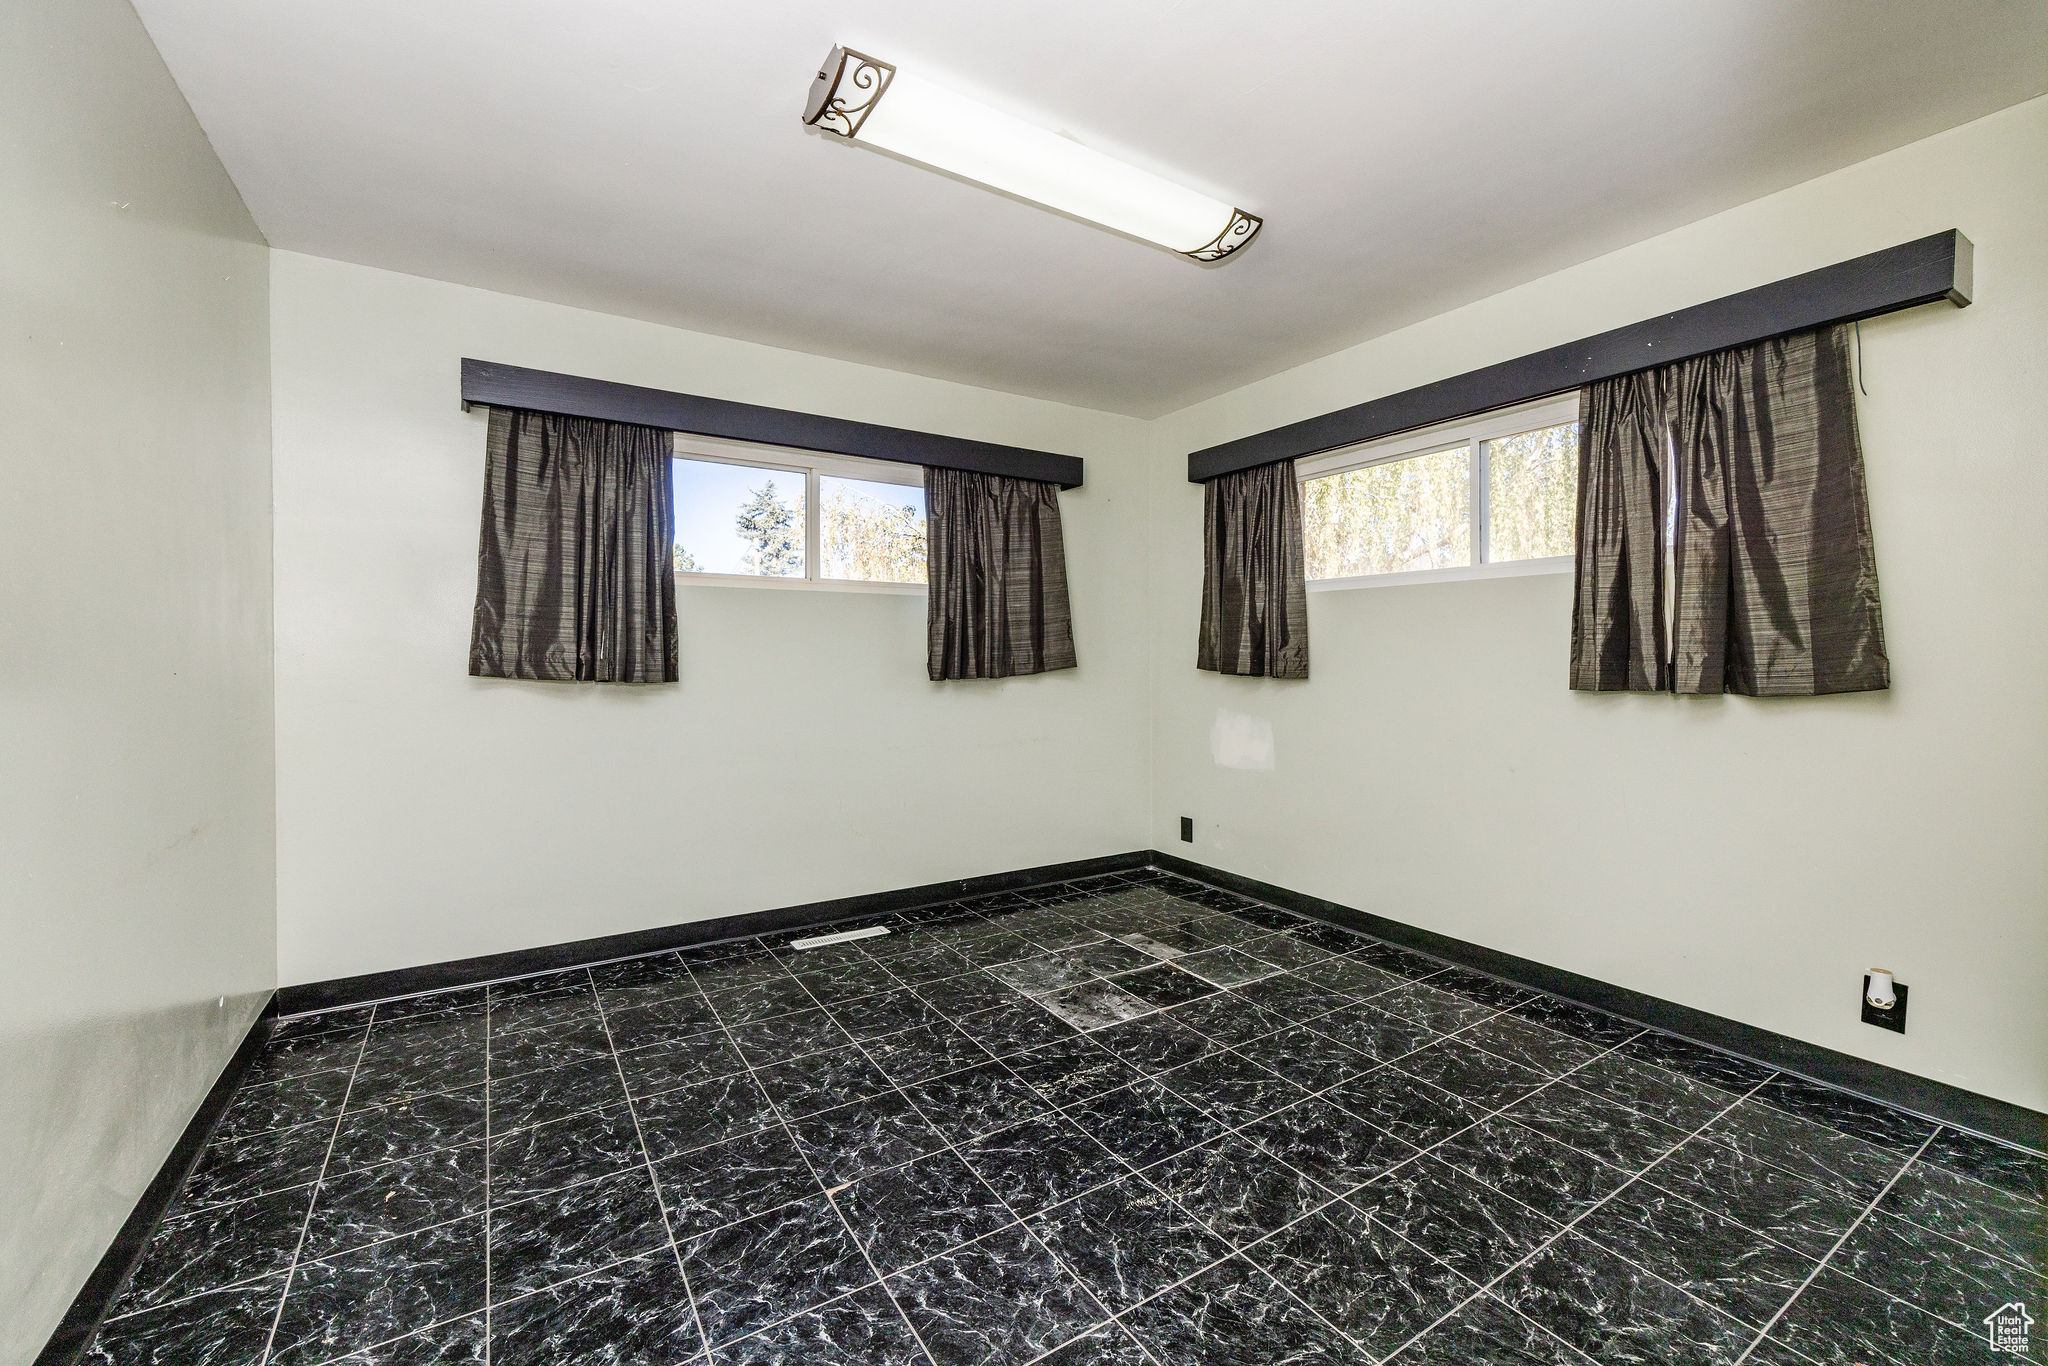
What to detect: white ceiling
<box><xmin>134</xmin><ymin>1</ymin><xmax>2048</xmax><ymax>417</ymax></box>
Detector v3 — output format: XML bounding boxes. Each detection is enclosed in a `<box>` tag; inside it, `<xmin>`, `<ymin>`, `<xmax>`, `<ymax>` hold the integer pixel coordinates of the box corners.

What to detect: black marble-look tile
<box><xmin>1392</xmin><ymin>1039</ymin><xmax>1550</xmax><ymax>1111</ymax></box>
<box><xmin>1424</xmin><ymin>966</ymin><xmax>1535</xmax><ymax>1014</ymax></box>
<box><xmin>1386</xmin><ymin>1292</ymin><xmax>1595</xmax><ymax>1366</ymax></box>
<box><xmin>961</xmin><ymin>1115</ymin><xmax>1128</xmax><ymax>1217</ymax></box>
<box><xmin>1030</xmin><ymin>1174</ymin><xmax>1229</xmax><ymax>1310</ymax></box>
<box><xmin>1118</xmin><ymin>1254</ymin><xmax>1359</xmax><ymax>1366</ymax></box>
<box><xmin>864</xmin><ymin>943</ymin><xmax>974</xmax><ymax>988</ymax></box>
<box><xmin>1370</xmin><ymin>982</ymin><xmax>1500</xmax><ymax>1034</ymax></box>
<box><xmin>329</xmin><ymin>1313</ymin><xmax>488</xmax><ymax>1364</ymax></box>
<box><xmin>1031</xmin><ymin>1319</ymin><xmax>1154</xmax><ymax>1366</ymax></box>
<box><xmin>490</xmin><ymin>1055</ymin><xmax>628</xmax><ymax>1131</ymax></box>
<box><xmin>1349</xmin><ymin>1155</ymin><xmax>1561</xmax><ymax>1285</ymax></box>
<box><xmin>1036</xmin><ymin>978</ymin><xmax>1156</xmax><ymax>1033</ymax></box>
<box><xmin>1877</xmin><ymin>1158</ymin><xmax>2046</xmax><ymax>1272</ymax></box>
<box><xmin>347</xmin><ymin>1019</ymin><xmax>487</xmax><ymax>1105</ymax></box>
<box><xmin>1620</xmin><ymin>1033</ymin><xmax>1775</xmax><ymax>1095</ymax></box>
<box><xmin>1220</xmin><ymin>905</ymin><xmax>1301</xmax><ymax>933</ymax></box>
<box><xmin>790</xmin><ymin>1090</ymin><xmax>946</xmax><ymax>1186</ymax></box>
<box><xmin>1325</xmin><ymin>1067</ymin><xmax>1481</xmax><ymax>1150</ymax></box>
<box><xmin>957</xmin><ymin>996</ymin><xmax>1085</xmax><ymax>1058</ymax></box>
<box><xmin>900</xmin><ymin>1060</ymin><xmax>1048</xmax><ymax>1147</ymax></box>
<box><xmin>178</xmin><ymin>1118</ymin><xmax>333</xmax><ymax>1208</ymax></box>
<box><xmin>792</xmin><ymin>963</ymin><xmax>901</xmax><ymax>1009</ymax></box>
<box><xmin>328</xmin><ymin>1086</ymin><xmax>487</xmax><ymax>1173</ymax></box>
<box><xmin>277</xmin><ymin>1007</ymin><xmax>378</xmax><ymax>1039</ymax></box>
<box><xmin>910</xmin><ymin>970</ymin><xmax>1018</xmax><ymax>1020</ymax></box>
<box><xmin>1639</xmin><ymin>1135</ymin><xmax>1866</xmax><ymax>1259</ymax></box>
<box><xmin>1496</xmin><ymin>1231</ymin><xmax>1753</xmax><ymax>1365</ymax></box>
<box><xmin>1763</xmin><ymin>1267</ymin><xmax>1986</xmax><ymax>1366</ymax></box>
<box><xmin>87</xmin><ymin>1276</ymin><xmax>285</xmax><ymax>1366</ymax></box>
<box><xmin>115</xmin><ymin>1183</ymin><xmax>314</xmax><ymax>1313</ymax></box>
<box><xmin>685</xmin><ymin>1193</ymin><xmax>877</xmax><ymax>1348</ymax></box>
<box><xmin>601</xmin><ymin>993</ymin><xmax>726</xmax><ymax>1049</ymax></box>
<box><xmin>588</xmin><ymin>950</ymin><xmax>693</xmax><ymax>993</ymax></box>
<box><xmin>755</xmin><ymin>1045</ymin><xmax>895</xmax><ymax>1120</ymax></box>
<box><xmin>989</xmin><ymin>952</ymin><xmax>1097</xmax><ymax>996</ymax></box>
<box><xmin>1457</xmin><ymin>1015</ymin><xmax>1607</xmax><ymax>1077</ymax></box>
<box><xmin>1431</xmin><ymin>1117</ymin><xmax>1629</xmax><ymax>1219</ymax></box>
<box><xmin>826</xmin><ymin>987</ymin><xmax>949</xmax><ymax>1042</ymax></box>
<box><xmin>1290</xmin><ymin>955</ymin><xmax>1406</xmax><ymax>1002</ymax></box>
<box><xmin>490</xmin><ymin>1102</ymin><xmax>646</xmax><ymax>1201</ymax></box>
<box><xmin>269</xmin><ymin>1214</ymin><xmax>487</xmax><ymax>1366</ymax></box>
<box><xmin>688</xmin><ymin>950</ymin><xmax>795</xmax><ymax>996</ymax></box>
<box><xmin>1242</xmin><ymin>1097</ymin><xmax>1417</xmax><ymax>1197</ymax></box>
<box><xmin>712</xmin><ymin>1283</ymin><xmax>929</xmax><ymax>1366</ymax></box>
<box><xmin>488</xmin><ymin>1251</ymin><xmax>704</xmax><ymax>1365</ymax></box>
<box><xmin>1115</xmin><ymin>963</ymin><xmax>1220</xmax><ymax>1011</ymax></box>
<box><xmin>1232</xmin><ymin>973</ymin><xmax>1352</xmax><ymax>1024</ymax></box>
<box><xmin>1250</xmin><ymin>1197</ymin><xmax>1473</xmax><ymax>1359</ymax></box>
<box><xmin>1160</xmin><ymin>1049</ymin><xmax>1302</xmax><ymax>1127</ymax></box>
<box><xmin>1499</xmin><ymin>995</ymin><xmax>1640</xmax><ymax>1047</ymax></box>
<box><xmin>708</xmin><ymin>974</ymin><xmax>825</xmax><ymax>1025</ymax></box>
<box><xmin>1501</xmin><ymin>1081</ymin><xmax>1691</xmax><ymax>1175</ymax></box>
<box><xmin>1063</xmin><ymin>938</ymin><xmax>1161</xmax><ymax>979</ymax></box>
<box><xmin>1116</xmin><ymin>924</ymin><xmax>1215</xmax><ymax>958</ymax></box>
<box><xmin>1168</xmin><ymin>993</ymin><xmax>1290</xmax><ymax>1048</ymax></box>
<box><xmin>246</xmin><ymin>1026</ymin><xmax>367</xmax><ymax>1087</ymax></box>
<box><xmin>371</xmin><ymin>991</ymin><xmax>488</xmax><ymax>1026</ymax></box>
<box><xmin>1919</xmin><ymin>1125</ymin><xmax>2048</xmax><ymax>1205</ymax></box>
<box><xmin>1233</xmin><ymin>1024</ymin><xmax>1378</xmax><ymax>1094</ymax></box>
<box><xmin>1826</xmin><ymin>1203</ymin><xmax>2043</xmax><ymax>1332</ymax></box>
<box><xmin>1346</xmin><ymin>939</ymin><xmax>1446</xmax><ymax>981</ymax></box>
<box><xmin>305</xmin><ymin>1142</ymin><xmax>484</xmax><ymax>1258</ymax></box>
<box><xmin>489</xmin><ymin>1017</ymin><xmax>615</xmax><ymax>1080</ymax></box>
<box><xmin>489</xmin><ymin>988</ymin><xmax>602</xmax><ymax>1040</ymax></box>
<box><xmin>1176</xmin><ymin>945</ymin><xmax>1285</xmax><ymax>989</ymax></box>
<box><xmin>1696</xmin><ymin>1097</ymin><xmax>1912</xmax><ymax>1199</ymax></box>
<box><xmin>1750</xmin><ymin>1074</ymin><xmax>1938</xmax><ymax>1156</ymax></box>
<box><xmin>656</xmin><ymin>1124</ymin><xmax>819</xmax><ymax>1240</ymax></box>
<box><xmin>614</xmin><ymin>1029</ymin><xmax>748</xmax><ymax>1099</ymax></box>
<box><xmin>1564</xmin><ymin>1050</ymin><xmax>1744</xmax><ymax>1133</ymax></box>
<box><xmin>1303</xmin><ymin>1002</ymin><xmax>1437</xmax><ymax>1065</ymax></box>
<box><xmin>491</xmin><ymin>1167</ymin><xmax>671</xmax><ymax>1300</ymax></box>
<box><xmin>726</xmin><ymin>1008</ymin><xmax>855</xmax><ymax>1067</ymax></box>
<box><xmin>635</xmin><ymin>1073</ymin><xmax>781</xmax><ymax>1165</ymax></box>
<box><xmin>1146</xmin><ymin>1133</ymin><xmax>1334</xmax><ymax>1249</ymax></box>
<box><xmin>1001</xmin><ymin>1034</ymin><xmax>1135</xmax><ymax>1110</ymax></box>
<box><xmin>1088</xmin><ymin>1014</ymin><xmax>1218</xmax><ymax>1077</ymax></box>
<box><xmin>834</xmin><ymin>1149</ymin><xmax>1016</xmax><ymax>1274</ymax></box>
<box><xmin>1573</xmin><ymin>1182</ymin><xmax>1815</xmax><ymax>1328</ymax></box>
<box><xmin>888</xmin><ymin>1224</ymin><xmax>1109</xmax><ymax>1366</ymax></box>
<box><xmin>1069</xmin><ymin>1079</ymin><xmax>1227</xmax><ymax>1168</ymax></box>
<box><xmin>859</xmin><ymin>1020</ymin><xmax>995</xmax><ymax>1084</ymax></box>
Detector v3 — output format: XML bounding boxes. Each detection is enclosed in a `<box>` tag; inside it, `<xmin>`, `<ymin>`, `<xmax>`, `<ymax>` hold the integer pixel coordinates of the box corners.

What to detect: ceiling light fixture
<box><xmin>803</xmin><ymin>46</ymin><xmax>1262</xmax><ymax>264</ymax></box>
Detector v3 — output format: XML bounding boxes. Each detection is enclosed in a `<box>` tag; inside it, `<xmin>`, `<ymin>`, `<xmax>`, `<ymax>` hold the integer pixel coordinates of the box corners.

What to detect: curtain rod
<box><xmin>460</xmin><ymin>359</ymin><xmax>1086</xmax><ymax>490</ymax></box>
<box><xmin>1188</xmin><ymin>229</ymin><xmax>1973</xmax><ymax>483</ymax></box>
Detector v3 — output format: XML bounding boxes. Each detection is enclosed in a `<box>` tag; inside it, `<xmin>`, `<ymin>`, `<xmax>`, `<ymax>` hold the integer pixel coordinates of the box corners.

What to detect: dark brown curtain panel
<box><xmin>1197</xmin><ymin>458</ymin><xmax>1309</xmax><ymax>679</ymax></box>
<box><xmin>1570</xmin><ymin>324</ymin><xmax>1888</xmax><ymax>696</ymax></box>
<box><xmin>470</xmin><ymin>406</ymin><xmax>679</xmax><ymax>683</ymax></box>
<box><xmin>925</xmin><ymin>467</ymin><xmax>1076</xmax><ymax>681</ymax></box>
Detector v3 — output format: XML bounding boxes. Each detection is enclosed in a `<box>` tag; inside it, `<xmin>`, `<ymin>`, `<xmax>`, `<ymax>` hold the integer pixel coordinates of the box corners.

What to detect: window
<box><xmin>1299</xmin><ymin>396</ymin><xmax>1579</xmax><ymax>584</ymax></box>
<box><xmin>670</xmin><ymin>437</ymin><xmax>926</xmax><ymax>588</ymax></box>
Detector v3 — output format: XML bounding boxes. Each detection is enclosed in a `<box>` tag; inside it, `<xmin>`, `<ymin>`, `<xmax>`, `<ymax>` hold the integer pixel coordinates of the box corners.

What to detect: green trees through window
<box><xmin>670</xmin><ymin>453</ymin><xmax>926</xmax><ymax>584</ymax></box>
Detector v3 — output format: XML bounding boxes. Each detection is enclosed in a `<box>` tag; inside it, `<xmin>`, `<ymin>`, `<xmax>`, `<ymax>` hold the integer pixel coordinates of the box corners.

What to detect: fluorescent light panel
<box><xmin>804</xmin><ymin>46</ymin><xmax>1261</xmax><ymax>263</ymax></box>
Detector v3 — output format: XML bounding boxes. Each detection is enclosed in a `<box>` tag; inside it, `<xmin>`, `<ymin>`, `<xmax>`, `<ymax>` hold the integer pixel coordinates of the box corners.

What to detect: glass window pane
<box><xmin>671</xmin><ymin>457</ymin><xmax>805</xmax><ymax>577</ymax></box>
<box><xmin>1485</xmin><ymin>422</ymin><xmax>1578</xmax><ymax>562</ymax></box>
<box><xmin>1302</xmin><ymin>446</ymin><xmax>1471</xmax><ymax>579</ymax></box>
<box><xmin>820</xmin><ymin>475</ymin><xmax>926</xmax><ymax>583</ymax></box>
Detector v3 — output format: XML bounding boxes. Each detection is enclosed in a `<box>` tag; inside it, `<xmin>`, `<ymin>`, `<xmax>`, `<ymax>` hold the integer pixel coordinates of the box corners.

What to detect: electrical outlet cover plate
<box><xmin>1179</xmin><ymin>816</ymin><xmax>1194</xmax><ymax>843</ymax></box>
<box><xmin>1862</xmin><ymin>975</ymin><xmax>1907</xmax><ymax>1033</ymax></box>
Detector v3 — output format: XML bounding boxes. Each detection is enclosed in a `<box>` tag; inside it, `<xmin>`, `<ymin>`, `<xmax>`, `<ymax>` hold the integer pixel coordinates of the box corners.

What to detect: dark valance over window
<box><xmin>1197</xmin><ymin>459</ymin><xmax>1309</xmax><ymax>680</ymax></box>
<box><xmin>470</xmin><ymin>407</ymin><xmax>679</xmax><ymax>683</ymax></box>
<box><xmin>1571</xmin><ymin>324</ymin><xmax>1888</xmax><ymax>696</ymax></box>
<box><xmin>925</xmin><ymin>468</ymin><xmax>1076</xmax><ymax>681</ymax></box>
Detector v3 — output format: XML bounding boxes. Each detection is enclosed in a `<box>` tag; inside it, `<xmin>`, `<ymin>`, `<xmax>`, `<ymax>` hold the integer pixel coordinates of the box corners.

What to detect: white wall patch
<box><xmin>1211</xmin><ymin>708</ymin><xmax>1276</xmax><ymax>771</ymax></box>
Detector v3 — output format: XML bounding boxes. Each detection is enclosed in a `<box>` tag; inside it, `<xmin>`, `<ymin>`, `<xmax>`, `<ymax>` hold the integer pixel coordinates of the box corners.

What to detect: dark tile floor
<box><xmin>85</xmin><ymin>870</ymin><xmax>2045</xmax><ymax>1365</ymax></box>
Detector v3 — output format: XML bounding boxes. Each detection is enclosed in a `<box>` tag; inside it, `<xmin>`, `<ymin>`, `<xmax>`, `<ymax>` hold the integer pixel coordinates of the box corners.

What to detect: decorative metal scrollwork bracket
<box><xmin>803</xmin><ymin>46</ymin><xmax>896</xmax><ymax>139</ymax></box>
<box><xmin>1185</xmin><ymin>209</ymin><xmax>1263</xmax><ymax>263</ymax></box>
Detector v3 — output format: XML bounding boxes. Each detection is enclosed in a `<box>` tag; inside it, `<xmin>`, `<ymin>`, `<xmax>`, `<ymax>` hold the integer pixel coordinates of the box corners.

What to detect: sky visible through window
<box><xmin>671</xmin><ymin>458</ymin><xmax>806</xmax><ymax>576</ymax></box>
<box><xmin>671</xmin><ymin>456</ymin><xmax>928</xmax><ymax>582</ymax></box>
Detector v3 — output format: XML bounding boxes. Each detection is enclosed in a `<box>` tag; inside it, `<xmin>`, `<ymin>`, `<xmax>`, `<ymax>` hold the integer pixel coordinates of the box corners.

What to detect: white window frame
<box><xmin>670</xmin><ymin>433</ymin><xmax>927</xmax><ymax>594</ymax></box>
<box><xmin>1296</xmin><ymin>393</ymin><xmax>1580</xmax><ymax>591</ymax></box>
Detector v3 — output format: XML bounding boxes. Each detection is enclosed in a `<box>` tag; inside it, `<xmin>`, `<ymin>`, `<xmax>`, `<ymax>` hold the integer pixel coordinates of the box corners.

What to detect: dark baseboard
<box><xmin>275</xmin><ymin>851</ymin><xmax>1154</xmax><ymax>1015</ymax></box>
<box><xmin>1147</xmin><ymin>850</ymin><xmax>2045</xmax><ymax>1154</ymax></box>
<box><xmin>35</xmin><ymin>996</ymin><xmax>280</xmax><ymax>1366</ymax></box>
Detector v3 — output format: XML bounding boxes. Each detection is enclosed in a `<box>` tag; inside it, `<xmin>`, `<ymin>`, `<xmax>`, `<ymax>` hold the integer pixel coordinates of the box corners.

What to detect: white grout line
<box><xmin>1728</xmin><ymin>1131</ymin><xmax>1937</xmax><ymax>1365</ymax></box>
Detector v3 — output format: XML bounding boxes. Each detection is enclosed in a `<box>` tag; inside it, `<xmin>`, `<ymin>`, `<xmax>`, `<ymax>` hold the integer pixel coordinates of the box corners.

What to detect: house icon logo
<box><xmin>1984</xmin><ymin>1302</ymin><xmax>2032</xmax><ymax>1354</ymax></box>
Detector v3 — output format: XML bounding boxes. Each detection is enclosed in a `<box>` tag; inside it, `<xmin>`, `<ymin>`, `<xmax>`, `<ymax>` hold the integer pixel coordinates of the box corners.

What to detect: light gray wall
<box><xmin>1146</xmin><ymin>97</ymin><xmax>2048</xmax><ymax>1114</ymax></box>
<box><xmin>269</xmin><ymin>252</ymin><xmax>1151</xmax><ymax>987</ymax></box>
<box><xmin>0</xmin><ymin>0</ymin><xmax>276</xmax><ymax>1359</ymax></box>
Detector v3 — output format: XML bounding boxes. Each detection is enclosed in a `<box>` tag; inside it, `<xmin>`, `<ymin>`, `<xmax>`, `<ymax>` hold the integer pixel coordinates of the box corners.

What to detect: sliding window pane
<box><xmin>820</xmin><ymin>476</ymin><xmax>926</xmax><ymax>583</ymax></box>
<box><xmin>671</xmin><ymin>457</ymin><xmax>805</xmax><ymax>577</ymax></box>
<box><xmin>1485</xmin><ymin>422</ymin><xmax>1578</xmax><ymax>562</ymax></box>
<box><xmin>1302</xmin><ymin>446</ymin><xmax>1471</xmax><ymax>579</ymax></box>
